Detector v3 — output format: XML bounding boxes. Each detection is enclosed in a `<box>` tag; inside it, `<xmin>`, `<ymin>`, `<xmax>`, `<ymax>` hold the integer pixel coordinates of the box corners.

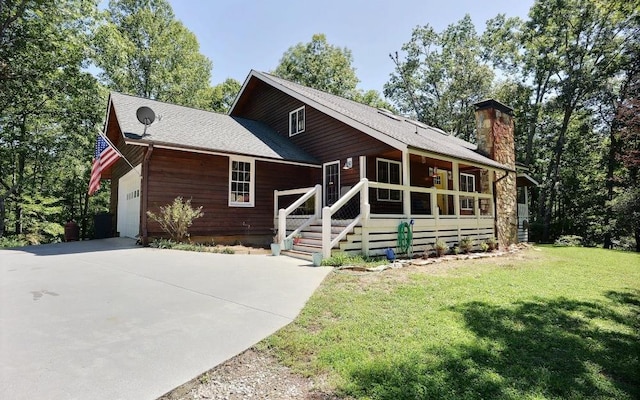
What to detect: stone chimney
<box><xmin>474</xmin><ymin>99</ymin><xmax>517</xmax><ymax>249</ymax></box>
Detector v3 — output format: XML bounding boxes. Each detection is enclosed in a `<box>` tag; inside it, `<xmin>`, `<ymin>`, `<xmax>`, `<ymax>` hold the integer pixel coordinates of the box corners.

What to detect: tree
<box><xmin>209</xmin><ymin>78</ymin><xmax>241</xmax><ymax>113</ymax></box>
<box><xmin>611</xmin><ymin>42</ymin><xmax>640</xmax><ymax>250</ymax></box>
<box><xmin>274</xmin><ymin>33</ymin><xmax>359</xmax><ymax>97</ymax></box>
<box><xmin>93</xmin><ymin>0</ymin><xmax>212</xmax><ymax>108</ymax></box>
<box><xmin>385</xmin><ymin>15</ymin><xmax>493</xmax><ymax>141</ymax></box>
<box><xmin>483</xmin><ymin>0</ymin><xmax>639</xmax><ymax>242</ymax></box>
<box><xmin>0</xmin><ymin>0</ymin><xmax>104</xmax><ymax>239</ymax></box>
<box><xmin>351</xmin><ymin>89</ymin><xmax>396</xmax><ymax>110</ymax></box>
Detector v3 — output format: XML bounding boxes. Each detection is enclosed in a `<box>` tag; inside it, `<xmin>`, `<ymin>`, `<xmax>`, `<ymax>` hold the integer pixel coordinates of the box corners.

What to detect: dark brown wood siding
<box><xmin>145</xmin><ymin>148</ymin><xmax>318</xmax><ymax>242</ymax></box>
<box><xmin>232</xmin><ymin>78</ymin><xmax>395</xmax><ymax>171</ymax></box>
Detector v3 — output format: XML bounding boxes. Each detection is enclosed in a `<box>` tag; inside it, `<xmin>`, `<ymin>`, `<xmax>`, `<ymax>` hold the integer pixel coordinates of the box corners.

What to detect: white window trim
<box><xmin>376</xmin><ymin>158</ymin><xmax>402</xmax><ymax>202</ymax></box>
<box><xmin>289</xmin><ymin>106</ymin><xmax>305</xmax><ymax>136</ymax></box>
<box><xmin>460</xmin><ymin>173</ymin><xmax>476</xmax><ymax>210</ymax></box>
<box><xmin>228</xmin><ymin>156</ymin><xmax>255</xmax><ymax>207</ymax></box>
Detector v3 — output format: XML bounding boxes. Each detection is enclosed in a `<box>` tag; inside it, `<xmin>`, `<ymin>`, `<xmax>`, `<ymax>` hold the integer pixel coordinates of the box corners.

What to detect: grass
<box><xmin>263</xmin><ymin>246</ymin><xmax>640</xmax><ymax>399</ymax></box>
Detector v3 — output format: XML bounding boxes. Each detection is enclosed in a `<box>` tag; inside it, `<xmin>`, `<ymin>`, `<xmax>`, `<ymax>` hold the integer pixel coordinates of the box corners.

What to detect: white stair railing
<box><xmin>322</xmin><ymin>178</ymin><xmax>369</xmax><ymax>258</ymax></box>
<box><xmin>275</xmin><ymin>185</ymin><xmax>321</xmax><ymax>246</ymax></box>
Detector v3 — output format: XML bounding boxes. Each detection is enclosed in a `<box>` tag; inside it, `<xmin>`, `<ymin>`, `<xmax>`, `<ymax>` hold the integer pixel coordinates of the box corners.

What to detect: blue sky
<box><xmin>168</xmin><ymin>0</ymin><xmax>534</xmax><ymax>93</ymax></box>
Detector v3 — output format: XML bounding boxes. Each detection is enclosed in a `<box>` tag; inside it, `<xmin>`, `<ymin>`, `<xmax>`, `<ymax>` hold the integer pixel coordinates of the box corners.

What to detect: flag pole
<box><xmin>98</xmin><ymin>130</ymin><xmax>141</xmax><ymax>176</ymax></box>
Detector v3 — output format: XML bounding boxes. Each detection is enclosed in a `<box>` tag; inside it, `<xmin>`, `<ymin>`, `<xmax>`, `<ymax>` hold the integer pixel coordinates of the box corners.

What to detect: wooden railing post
<box><xmin>314</xmin><ymin>184</ymin><xmax>322</xmax><ymax>219</ymax></box>
<box><xmin>278</xmin><ymin>208</ymin><xmax>286</xmax><ymax>246</ymax></box>
<box><xmin>360</xmin><ymin>178</ymin><xmax>369</xmax><ymax>220</ymax></box>
<box><xmin>322</xmin><ymin>207</ymin><xmax>331</xmax><ymax>258</ymax></box>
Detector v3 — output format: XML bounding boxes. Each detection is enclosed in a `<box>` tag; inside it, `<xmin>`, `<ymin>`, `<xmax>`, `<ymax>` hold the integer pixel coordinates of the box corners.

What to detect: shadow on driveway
<box><xmin>1</xmin><ymin>237</ymin><xmax>137</xmax><ymax>256</ymax></box>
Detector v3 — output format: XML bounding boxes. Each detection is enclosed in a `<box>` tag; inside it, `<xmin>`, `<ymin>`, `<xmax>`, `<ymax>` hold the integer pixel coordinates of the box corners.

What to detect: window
<box><xmin>289</xmin><ymin>106</ymin><xmax>305</xmax><ymax>136</ymax></box>
<box><xmin>229</xmin><ymin>157</ymin><xmax>255</xmax><ymax>207</ymax></box>
<box><xmin>460</xmin><ymin>173</ymin><xmax>476</xmax><ymax>210</ymax></box>
<box><xmin>377</xmin><ymin>158</ymin><xmax>402</xmax><ymax>201</ymax></box>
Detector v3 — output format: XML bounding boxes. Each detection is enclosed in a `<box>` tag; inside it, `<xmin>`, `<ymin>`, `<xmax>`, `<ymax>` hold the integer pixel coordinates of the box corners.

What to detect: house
<box><xmin>101</xmin><ymin>70</ymin><xmax>527</xmax><ymax>261</ymax></box>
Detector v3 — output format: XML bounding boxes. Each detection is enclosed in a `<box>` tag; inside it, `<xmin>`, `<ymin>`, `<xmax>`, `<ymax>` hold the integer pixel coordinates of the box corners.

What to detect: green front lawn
<box><xmin>265</xmin><ymin>247</ymin><xmax>640</xmax><ymax>399</ymax></box>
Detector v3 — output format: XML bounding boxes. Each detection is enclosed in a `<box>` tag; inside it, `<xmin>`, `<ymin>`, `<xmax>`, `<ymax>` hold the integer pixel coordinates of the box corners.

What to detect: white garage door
<box><xmin>117</xmin><ymin>166</ymin><xmax>141</xmax><ymax>239</ymax></box>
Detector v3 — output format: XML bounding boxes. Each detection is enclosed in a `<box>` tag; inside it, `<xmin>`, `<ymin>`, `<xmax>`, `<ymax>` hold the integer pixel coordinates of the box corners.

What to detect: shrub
<box><xmin>453</xmin><ymin>246</ymin><xmax>461</xmax><ymax>255</ymax></box>
<box><xmin>486</xmin><ymin>237</ymin><xmax>498</xmax><ymax>251</ymax></box>
<box><xmin>146</xmin><ymin>197</ymin><xmax>204</xmax><ymax>242</ymax></box>
<box><xmin>0</xmin><ymin>235</ymin><xmax>29</xmax><ymax>248</ymax></box>
<box><xmin>321</xmin><ymin>253</ymin><xmax>384</xmax><ymax>267</ymax></box>
<box><xmin>554</xmin><ymin>235</ymin><xmax>583</xmax><ymax>247</ymax></box>
<box><xmin>433</xmin><ymin>238</ymin><xmax>448</xmax><ymax>257</ymax></box>
<box><xmin>480</xmin><ymin>242</ymin><xmax>490</xmax><ymax>252</ymax></box>
<box><xmin>459</xmin><ymin>237</ymin><xmax>475</xmax><ymax>253</ymax></box>
<box><xmin>220</xmin><ymin>247</ymin><xmax>235</xmax><ymax>254</ymax></box>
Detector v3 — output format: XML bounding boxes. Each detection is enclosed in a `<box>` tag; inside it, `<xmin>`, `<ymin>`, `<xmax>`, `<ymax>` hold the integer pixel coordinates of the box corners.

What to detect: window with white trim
<box><xmin>377</xmin><ymin>158</ymin><xmax>402</xmax><ymax>201</ymax></box>
<box><xmin>460</xmin><ymin>173</ymin><xmax>476</xmax><ymax>210</ymax></box>
<box><xmin>289</xmin><ymin>106</ymin><xmax>305</xmax><ymax>136</ymax></box>
<box><xmin>229</xmin><ymin>157</ymin><xmax>255</xmax><ymax>207</ymax></box>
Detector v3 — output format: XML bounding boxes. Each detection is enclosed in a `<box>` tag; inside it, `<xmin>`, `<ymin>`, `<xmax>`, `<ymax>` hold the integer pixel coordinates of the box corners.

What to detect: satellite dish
<box><xmin>136</xmin><ymin>106</ymin><xmax>155</xmax><ymax>135</ymax></box>
<box><xmin>136</xmin><ymin>106</ymin><xmax>155</xmax><ymax>125</ymax></box>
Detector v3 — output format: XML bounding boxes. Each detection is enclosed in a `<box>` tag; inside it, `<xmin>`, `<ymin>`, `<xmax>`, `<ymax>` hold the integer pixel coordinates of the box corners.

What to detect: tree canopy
<box><xmin>93</xmin><ymin>0</ymin><xmax>213</xmax><ymax>108</ymax></box>
<box><xmin>385</xmin><ymin>15</ymin><xmax>493</xmax><ymax>141</ymax></box>
<box><xmin>1</xmin><ymin>0</ymin><xmax>638</xmax><ymax>251</ymax></box>
<box><xmin>273</xmin><ymin>33</ymin><xmax>393</xmax><ymax>109</ymax></box>
<box><xmin>274</xmin><ymin>33</ymin><xmax>359</xmax><ymax>97</ymax></box>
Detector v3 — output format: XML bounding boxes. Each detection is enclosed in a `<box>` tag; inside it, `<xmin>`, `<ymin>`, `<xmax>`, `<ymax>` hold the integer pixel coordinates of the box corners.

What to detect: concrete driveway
<box><xmin>0</xmin><ymin>238</ymin><xmax>332</xmax><ymax>400</ymax></box>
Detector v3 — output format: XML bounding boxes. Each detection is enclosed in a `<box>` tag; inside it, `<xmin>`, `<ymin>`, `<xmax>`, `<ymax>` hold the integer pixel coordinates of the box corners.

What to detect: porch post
<box><xmin>360</xmin><ymin>179</ymin><xmax>370</xmax><ymax>256</ymax></box>
<box><xmin>402</xmin><ymin>150</ymin><xmax>410</xmax><ymax>217</ymax></box>
<box><xmin>452</xmin><ymin>161</ymin><xmax>460</xmax><ymax>216</ymax></box>
<box><xmin>452</xmin><ymin>161</ymin><xmax>460</xmax><ymax>241</ymax></box>
<box><xmin>359</xmin><ymin>155</ymin><xmax>367</xmax><ymax>180</ymax></box>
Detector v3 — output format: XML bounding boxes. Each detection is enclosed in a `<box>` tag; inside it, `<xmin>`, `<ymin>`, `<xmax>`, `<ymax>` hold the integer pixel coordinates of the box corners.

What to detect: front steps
<box><xmin>281</xmin><ymin>220</ymin><xmax>358</xmax><ymax>262</ymax></box>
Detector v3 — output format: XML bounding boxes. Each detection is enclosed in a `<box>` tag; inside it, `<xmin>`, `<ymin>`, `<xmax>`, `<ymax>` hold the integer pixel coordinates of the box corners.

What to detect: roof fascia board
<box><xmin>103</xmin><ymin>94</ymin><xmax>114</xmax><ymax>136</ymax></box>
<box><xmin>124</xmin><ymin>140</ymin><xmax>321</xmax><ymax>168</ymax></box>
<box><xmin>407</xmin><ymin>146</ymin><xmax>514</xmax><ymax>172</ymax></box>
<box><xmin>517</xmin><ymin>172</ymin><xmax>540</xmax><ymax>186</ymax></box>
<box><xmin>229</xmin><ymin>70</ymin><xmax>256</xmax><ymax>113</ymax></box>
<box><xmin>247</xmin><ymin>71</ymin><xmax>407</xmax><ymax>152</ymax></box>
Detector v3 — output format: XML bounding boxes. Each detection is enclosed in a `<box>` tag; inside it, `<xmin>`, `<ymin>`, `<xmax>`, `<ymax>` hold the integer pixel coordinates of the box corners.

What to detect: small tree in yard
<box><xmin>146</xmin><ymin>197</ymin><xmax>204</xmax><ymax>242</ymax></box>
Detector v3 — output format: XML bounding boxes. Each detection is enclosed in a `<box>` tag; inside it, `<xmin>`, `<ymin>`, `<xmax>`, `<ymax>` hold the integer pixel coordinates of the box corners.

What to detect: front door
<box><xmin>435</xmin><ymin>170</ymin><xmax>448</xmax><ymax>214</ymax></box>
<box><xmin>323</xmin><ymin>161</ymin><xmax>340</xmax><ymax>206</ymax></box>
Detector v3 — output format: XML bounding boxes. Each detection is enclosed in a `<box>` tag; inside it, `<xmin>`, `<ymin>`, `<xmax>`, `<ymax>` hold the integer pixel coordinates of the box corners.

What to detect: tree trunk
<box><xmin>0</xmin><ymin>196</ymin><xmax>5</xmax><ymax>237</ymax></box>
<box><xmin>603</xmin><ymin>119</ymin><xmax>619</xmax><ymax>249</ymax></box>
<box><xmin>542</xmin><ymin>106</ymin><xmax>573</xmax><ymax>242</ymax></box>
<box><xmin>14</xmin><ymin>115</ymin><xmax>27</xmax><ymax>235</ymax></box>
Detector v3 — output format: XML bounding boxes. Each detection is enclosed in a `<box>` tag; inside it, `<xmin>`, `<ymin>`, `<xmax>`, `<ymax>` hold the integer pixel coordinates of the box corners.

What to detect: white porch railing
<box><xmin>274</xmin><ymin>185</ymin><xmax>321</xmax><ymax>245</ymax></box>
<box><xmin>368</xmin><ymin>181</ymin><xmax>494</xmax><ymax>218</ymax></box>
<box><xmin>275</xmin><ymin>178</ymin><xmax>497</xmax><ymax>259</ymax></box>
<box><xmin>518</xmin><ymin>203</ymin><xmax>528</xmax><ymax>219</ymax></box>
<box><xmin>322</xmin><ymin>179</ymin><xmax>369</xmax><ymax>258</ymax></box>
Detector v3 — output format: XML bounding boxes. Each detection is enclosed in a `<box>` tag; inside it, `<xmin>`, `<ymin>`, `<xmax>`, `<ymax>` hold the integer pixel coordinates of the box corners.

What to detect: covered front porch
<box><xmin>274</xmin><ymin>150</ymin><xmax>500</xmax><ymax>261</ymax></box>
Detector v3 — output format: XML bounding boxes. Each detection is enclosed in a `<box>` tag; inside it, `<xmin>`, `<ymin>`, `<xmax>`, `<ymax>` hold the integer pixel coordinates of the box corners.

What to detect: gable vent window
<box><xmin>289</xmin><ymin>106</ymin><xmax>305</xmax><ymax>136</ymax></box>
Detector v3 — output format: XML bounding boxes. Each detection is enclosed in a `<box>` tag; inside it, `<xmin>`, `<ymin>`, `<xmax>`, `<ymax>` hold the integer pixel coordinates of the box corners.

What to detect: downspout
<box><xmin>141</xmin><ymin>144</ymin><xmax>154</xmax><ymax>246</ymax></box>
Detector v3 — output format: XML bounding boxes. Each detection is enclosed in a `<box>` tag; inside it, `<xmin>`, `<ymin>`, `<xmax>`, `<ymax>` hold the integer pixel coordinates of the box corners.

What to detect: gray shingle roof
<box><xmin>108</xmin><ymin>92</ymin><xmax>318</xmax><ymax>164</ymax></box>
<box><xmin>252</xmin><ymin>71</ymin><xmax>511</xmax><ymax>170</ymax></box>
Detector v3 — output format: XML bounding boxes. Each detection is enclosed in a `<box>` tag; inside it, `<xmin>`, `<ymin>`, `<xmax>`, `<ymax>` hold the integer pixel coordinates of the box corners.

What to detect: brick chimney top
<box><xmin>474</xmin><ymin>99</ymin><xmax>514</xmax><ymax>116</ymax></box>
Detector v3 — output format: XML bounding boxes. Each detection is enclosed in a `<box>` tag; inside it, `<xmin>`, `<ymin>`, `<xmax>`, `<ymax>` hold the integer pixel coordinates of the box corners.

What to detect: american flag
<box><xmin>88</xmin><ymin>135</ymin><xmax>121</xmax><ymax>195</ymax></box>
